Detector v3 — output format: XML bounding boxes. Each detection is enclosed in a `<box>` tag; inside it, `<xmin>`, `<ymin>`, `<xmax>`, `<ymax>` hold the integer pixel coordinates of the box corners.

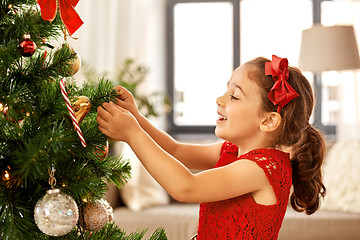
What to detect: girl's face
<box><xmin>215</xmin><ymin>64</ymin><xmax>266</xmax><ymax>147</ymax></box>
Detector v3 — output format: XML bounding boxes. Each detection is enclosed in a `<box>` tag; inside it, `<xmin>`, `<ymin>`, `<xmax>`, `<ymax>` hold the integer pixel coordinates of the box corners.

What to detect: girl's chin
<box><xmin>215</xmin><ymin>126</ymin><xmax>234</xmax><ymax>143</ymax></box>
<box><xmin>214</xmin><ymin>127</ymin><xmax>225</xmax><ymax>139</ymax></box>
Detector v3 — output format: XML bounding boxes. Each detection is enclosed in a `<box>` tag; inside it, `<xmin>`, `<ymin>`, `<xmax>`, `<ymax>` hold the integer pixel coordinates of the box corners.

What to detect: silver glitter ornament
<box><xmin>34</xmin><ymin>188</ymin><xmax>79</xmax><ymax>236</ymax></box>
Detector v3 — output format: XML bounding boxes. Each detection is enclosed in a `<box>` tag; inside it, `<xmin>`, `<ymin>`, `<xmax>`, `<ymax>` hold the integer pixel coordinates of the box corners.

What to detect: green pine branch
<box><xmin>52</xmin><ymin>223</ymin><xmax>167</xmax><ymax>240</ymax></box>
<box><xmin>1</xmin><ymin>0</ymin><xmax>169</xmax><ymax>239</ymax></box>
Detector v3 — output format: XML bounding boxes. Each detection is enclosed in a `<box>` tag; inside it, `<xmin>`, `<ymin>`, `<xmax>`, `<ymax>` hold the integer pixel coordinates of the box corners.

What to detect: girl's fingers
<box><xmin>97</xmin><ymin>104</ymin><xmax>114</xmax><ymax>121</ymax></box>
<box><xmin>98</xmin><ymin>125</ymin><xmax>108</xmax><ymax>136</ymax></box>
<box><xmin>110</xmin><ymin>101</ymin><xmax>128</xmax><ymax>113</ymax></box>
<box><xmin>114</xmin><ymin>85</ymin><xmax>125</xmax><ymax>96</ymax></box>
<box><xmin>113</xmin><ymin>85</ymin><xmax>125</xmax><ymax>93</ymax></box>
<box><xmin>114</xmin><ymin>97</ymin><xmax>127</xmax><ymax>108</ymax></box>
<box><xmin>96</xmin><ymin>114</ymin><xmax>107</xmax><ymax>126</ymax></box>
<box><xmin>114</xmin><ymin>86</ymin><xmax>131</xmax><ymax>102</ymax></box>
<box><xmin>102</xmin><ymin>102</ymin><xmax>122</xmax><ymax>115</ymax></box>
<box><xmin>98</xmin><ymin>102</ymin><xmax>128</xmax><ymax>123</ymax></box>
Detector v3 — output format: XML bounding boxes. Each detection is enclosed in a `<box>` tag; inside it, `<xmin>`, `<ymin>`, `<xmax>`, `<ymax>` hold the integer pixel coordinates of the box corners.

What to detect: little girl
<box><xmin>97</xmin><ymin>55</ymin><xmax>326</xmax><ymax>239</ymax></box>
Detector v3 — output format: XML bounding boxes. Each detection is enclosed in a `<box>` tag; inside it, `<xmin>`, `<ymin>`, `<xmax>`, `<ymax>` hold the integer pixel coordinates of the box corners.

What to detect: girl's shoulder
<box><xmin>219</xmin><ymin>141</ymin><xmax>291</xmax><ymax>169</ymax></box>
<box><xmin>242</xmin><ymin>148</ymin><xmax>290</xmax><ymax>162</ymax></box>
<box><xmin>221</xmin><ymin>141</ymin><xmax>290</xmax><ymax>160</ymax></box>
<box><xmin>241</xmin><ymin>148</ymin><xmax>292</xmax><ymax>187</ymax></box>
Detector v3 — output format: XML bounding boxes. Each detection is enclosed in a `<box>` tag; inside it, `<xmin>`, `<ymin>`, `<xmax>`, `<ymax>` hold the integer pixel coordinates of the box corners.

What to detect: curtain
<box><xmin>66</xmin><ymin>0</ymin><xmax>166</xmax><ymax>97</ymax></box>
<box><xmin>64</xmin><ymin>0</ymin><xmax>167</xmax><ymax>157</ymax></box>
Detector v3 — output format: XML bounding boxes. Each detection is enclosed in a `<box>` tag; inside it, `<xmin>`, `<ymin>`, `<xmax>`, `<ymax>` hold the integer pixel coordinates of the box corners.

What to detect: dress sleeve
<box><xmin>245</xmin><ymin>150</ymin><xmax>289</xmax><ymax>203</ymax></box>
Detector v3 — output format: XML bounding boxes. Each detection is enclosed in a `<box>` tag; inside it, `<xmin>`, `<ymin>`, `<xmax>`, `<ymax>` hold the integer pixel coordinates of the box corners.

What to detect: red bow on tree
<box><xmin>265</xmin><ymin>55</ymin><xmax>299</xmax><ymax>113</ymax></box>
<box><xmin>37</xmin><ymin>0</ymin><xmax>83</xmax><ymax>36</ymax></box>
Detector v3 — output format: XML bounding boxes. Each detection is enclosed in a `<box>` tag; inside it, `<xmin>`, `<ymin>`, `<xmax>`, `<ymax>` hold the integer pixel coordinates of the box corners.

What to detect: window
<box><xmin>166</xmin><ymin>0</ymin><xmax>325</xmax><ymax>136</ymax></box>
<box><xmin>167</xmin><ymin>0</ymin><xmax>240</xmax><ymax>134</ymax></box>
<box><xmin>319</xmin><ymin>0</ymin><xmax>360</xmax><ymax>140</ymax></box>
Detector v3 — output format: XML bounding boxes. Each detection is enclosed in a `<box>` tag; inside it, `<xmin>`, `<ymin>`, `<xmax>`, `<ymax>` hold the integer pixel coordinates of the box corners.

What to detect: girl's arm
<box><xmin>113</xmin><ymin>86</ymin><xmax>222</xmax><ymax>170</ymax></box>
<box><xmin>97</xmin><ymin>102</ymin><xmax>272</xmax><ymax>203</ymax></box>
<box><xmin>129</xmin><ymin>113</ymin><xmax>223</xmax><ymax>170</ymax></box>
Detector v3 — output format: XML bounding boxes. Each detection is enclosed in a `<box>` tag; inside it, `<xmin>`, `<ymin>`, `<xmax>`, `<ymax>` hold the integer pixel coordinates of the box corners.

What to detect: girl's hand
<box><xmin>96</xmin><ymin>101</ymin><xmax>140</xmax><ymax>142</ymax></box>
<box><xmin>113</xmin><ymin>86</ymin><xmax>140</xmax><ymax>119</ymax></box>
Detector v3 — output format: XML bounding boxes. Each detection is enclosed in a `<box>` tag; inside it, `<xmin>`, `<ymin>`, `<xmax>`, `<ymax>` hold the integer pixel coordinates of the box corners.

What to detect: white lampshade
<box><xmin>298</xmin><ymin>24</ymin><xmax>360</xmax><ymax>72</ymax></box>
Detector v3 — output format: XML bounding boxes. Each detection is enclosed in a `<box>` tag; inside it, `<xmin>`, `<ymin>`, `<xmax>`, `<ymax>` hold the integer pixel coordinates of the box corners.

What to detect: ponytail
<box><xmin>290</xmin><ymin>125</ymin><xmax>326</xmax><ymax>215</ymax></box>
<box><xmin>245</xmin><ymin>57</ymin><xmax>326</xmax><ymax>215</ymax></box>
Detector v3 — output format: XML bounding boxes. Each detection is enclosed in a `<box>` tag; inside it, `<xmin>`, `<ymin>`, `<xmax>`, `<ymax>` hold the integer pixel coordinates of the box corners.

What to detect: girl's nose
<box><xmin>216</xmin><ymin>94</ymin><xmax>225</xmax><ymax>106</ymax></box>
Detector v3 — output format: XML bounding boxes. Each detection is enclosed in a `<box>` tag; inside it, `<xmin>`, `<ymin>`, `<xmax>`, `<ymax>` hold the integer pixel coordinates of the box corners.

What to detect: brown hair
<box><xmin>245</xmin><ymin>57</ymin><xmax>326</xmax><ymax>215</ymax></box>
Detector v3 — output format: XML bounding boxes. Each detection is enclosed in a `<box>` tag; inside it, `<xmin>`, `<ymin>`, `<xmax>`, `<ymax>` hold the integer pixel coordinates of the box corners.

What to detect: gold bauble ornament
<box><xmin>72</xmin><ymin>96</ymin><xmax>91</xmax><ymax>124</ymax></box>
<box><xmin>54</xmin><ymin>43</ymin><xmax>81</xmax><ymax>76</ymax></box>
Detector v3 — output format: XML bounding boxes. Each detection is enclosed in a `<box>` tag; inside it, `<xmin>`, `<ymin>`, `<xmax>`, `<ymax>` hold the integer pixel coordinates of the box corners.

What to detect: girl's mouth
<box><xmin>217</xmin><ymin>113</ymin><xmax>227</xmax><ymax>121</ymax></box>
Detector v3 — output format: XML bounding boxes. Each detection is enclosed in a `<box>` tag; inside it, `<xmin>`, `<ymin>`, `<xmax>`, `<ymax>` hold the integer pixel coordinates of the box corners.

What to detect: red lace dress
<box><xmin>197</xmin><ymin>141</ymin><xmax>292</xmax><ymax>240</ymax></box>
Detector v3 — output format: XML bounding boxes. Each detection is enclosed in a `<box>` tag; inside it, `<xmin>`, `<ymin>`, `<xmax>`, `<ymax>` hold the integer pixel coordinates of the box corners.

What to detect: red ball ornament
<box><xmin>19</xmin><ymin>34</ymin><xmax>36</xmax><ymax>57</ymax></box>
<box><xmin>94</xmin><ymin>141</ymin><xmax>109</xmax><ymax>161</ymax></box>
<box><xmin>1</xmin><ymin>103</ymin><xmax>29</xmax><ymax>123</ymax></box>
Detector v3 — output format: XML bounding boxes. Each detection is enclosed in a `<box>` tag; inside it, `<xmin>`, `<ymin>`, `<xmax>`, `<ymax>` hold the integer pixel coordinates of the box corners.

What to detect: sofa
<box><xmin>105</xmin><ymin>141</ymin><xmax>360</xmax><ymax>240</ymax></box>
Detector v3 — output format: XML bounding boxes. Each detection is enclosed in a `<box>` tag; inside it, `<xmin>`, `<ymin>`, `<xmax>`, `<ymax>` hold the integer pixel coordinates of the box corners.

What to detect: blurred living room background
<box><xmin>63</xmin><ymin>0</ymin><xmax>360</xmax><ymax>239</ymax></box>
<box><xmin>67</xmin><ymin>0</ymin><xmax>360</xmax><ymax>142</ymax></box>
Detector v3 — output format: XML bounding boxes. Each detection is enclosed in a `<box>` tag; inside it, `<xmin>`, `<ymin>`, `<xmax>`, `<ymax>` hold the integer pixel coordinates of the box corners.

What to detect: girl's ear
<box><xmin>260</xmin><ymin>112</ymin><xmax>282</xmax><ymax>132</ymax></box>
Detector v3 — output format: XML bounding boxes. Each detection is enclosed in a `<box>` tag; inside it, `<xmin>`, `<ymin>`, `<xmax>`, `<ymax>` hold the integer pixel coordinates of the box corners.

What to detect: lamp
<box><xmin>299</xmin><ymin>24</ymin><xmax>360</xmax><ymax>72</ymax></box>
<box><xmin>298</xmin><ymin>24</ymin><xmax>360</xmax><ymax>137</ymax></box>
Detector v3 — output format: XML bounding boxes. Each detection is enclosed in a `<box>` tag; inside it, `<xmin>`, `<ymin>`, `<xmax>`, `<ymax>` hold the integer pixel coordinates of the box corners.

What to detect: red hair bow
<box><xmin>37</xmin><ymin>0</ymin><xmax>83</xmax><ymax>36</ymax></box>
<box><xmin>265</xmin><ymin>55</ymin><xmax>299</xmax><ymax>113</ymax></box>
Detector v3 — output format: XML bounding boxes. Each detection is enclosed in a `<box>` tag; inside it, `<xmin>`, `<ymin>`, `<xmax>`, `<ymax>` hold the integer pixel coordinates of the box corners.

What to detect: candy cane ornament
<box><xmin>60</xmin><ymin>78</ymin><xmax>87</xmax><ymax>147</ymax></box>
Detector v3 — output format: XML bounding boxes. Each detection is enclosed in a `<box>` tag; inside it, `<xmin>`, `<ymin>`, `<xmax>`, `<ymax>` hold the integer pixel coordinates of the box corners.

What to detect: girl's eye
<box><xmin>230</xmin><ymin>94</ymin><xmax>239</xmax><ymax>100</ymax></box>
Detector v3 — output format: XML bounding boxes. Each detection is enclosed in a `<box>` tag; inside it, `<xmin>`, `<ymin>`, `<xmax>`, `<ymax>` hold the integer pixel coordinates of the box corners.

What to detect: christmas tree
<box><xmin>0</xmin><ymin>1</ymin><xmax>167</xmax><ymax>239</ymax></box>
